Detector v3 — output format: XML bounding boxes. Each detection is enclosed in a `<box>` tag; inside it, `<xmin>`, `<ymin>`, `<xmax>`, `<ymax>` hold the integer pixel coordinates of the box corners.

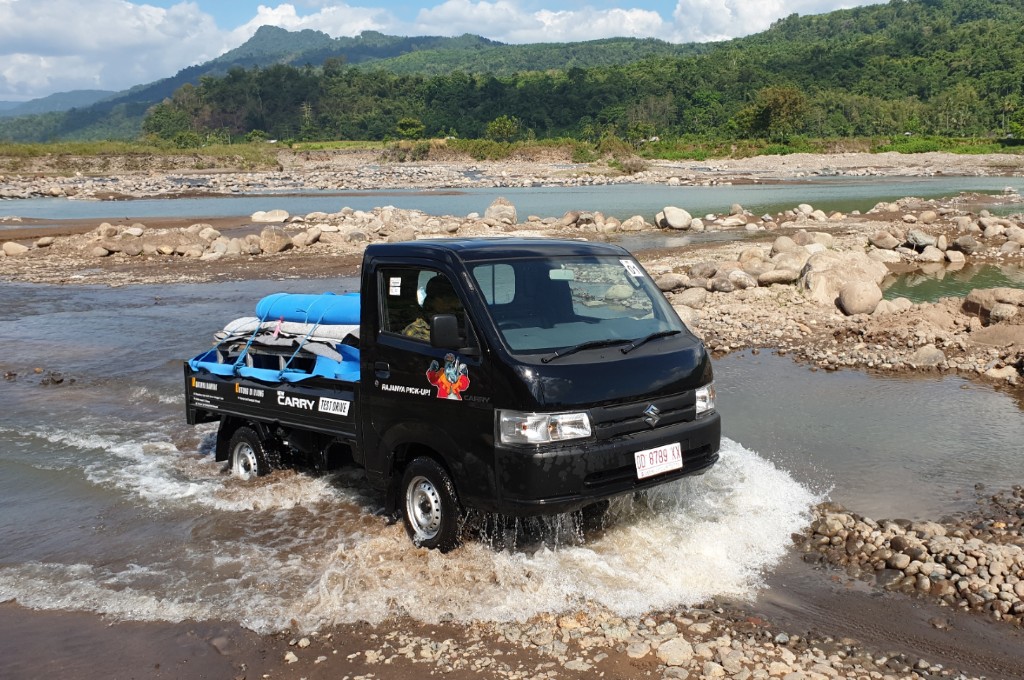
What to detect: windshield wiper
<box><xmin>620</xmin><ymin>329</ymin><xmax>681</xmax><ymax>354</ymax></box>
<box><xmin>541</xmin><ymin>338</ymin><xmax>633</xmax><ymax>363</ymax></box>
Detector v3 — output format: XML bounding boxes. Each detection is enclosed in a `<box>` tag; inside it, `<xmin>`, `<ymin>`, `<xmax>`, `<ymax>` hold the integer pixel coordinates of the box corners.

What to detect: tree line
<box><xmin>12</xmin><ymin>0</ymin><xmax>1024</xmax><ymax>146</ymax></box>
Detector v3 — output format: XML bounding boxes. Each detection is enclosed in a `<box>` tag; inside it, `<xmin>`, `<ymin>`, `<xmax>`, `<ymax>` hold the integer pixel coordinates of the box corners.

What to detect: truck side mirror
<box><xmin>430</xmin><ymin>314</ymin><xmax>462</xmax><ymax>350</ymax></box>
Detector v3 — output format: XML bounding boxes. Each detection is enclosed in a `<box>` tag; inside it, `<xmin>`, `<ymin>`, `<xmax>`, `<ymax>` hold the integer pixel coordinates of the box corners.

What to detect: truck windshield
<box><xmin>470</xmin><ymin>255</ymin><xmax>687</xmax><ymax>355</ymax></box>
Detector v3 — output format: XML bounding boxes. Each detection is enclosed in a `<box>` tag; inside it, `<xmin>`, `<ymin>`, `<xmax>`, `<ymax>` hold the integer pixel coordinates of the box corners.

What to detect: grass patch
<box><xmin>290</xmin><ymin>140</ymin><xmax>384</xmax><ymax>151</ymax></box>
<box><xmin>0</xmin><ymin>140</ymin><xmax>280</xmax><ymax>172</ymax></box>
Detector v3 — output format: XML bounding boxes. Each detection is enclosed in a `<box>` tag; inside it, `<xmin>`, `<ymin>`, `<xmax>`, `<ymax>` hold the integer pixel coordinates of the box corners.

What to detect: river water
<box><xmin>1</xmin><ymin>277</ymin><xmax>1022</xmax><ymax>634</ymax></box>
<box><xmin>1</xmin><ymin>175</ymin><xmax>1021</xmax><ymax>226</ymax></box>
<box><xmin>2</xmin><ymin>176</ymin><xmax>1023</xmax><ymax>636</ymax></box>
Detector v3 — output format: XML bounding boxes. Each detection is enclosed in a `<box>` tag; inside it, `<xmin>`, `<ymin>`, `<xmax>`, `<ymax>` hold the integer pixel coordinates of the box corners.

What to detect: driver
<box><xmin>403</xmin><ymin>275</ymin><xmax>462</xmax><ymax>341</ymax></box>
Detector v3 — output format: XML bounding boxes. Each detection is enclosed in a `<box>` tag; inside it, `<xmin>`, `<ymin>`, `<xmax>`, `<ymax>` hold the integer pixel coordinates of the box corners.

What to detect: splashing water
<box><xmin>0</xmin><ymin>437</ymin><xmax>818</xmax><ymax>633</ymax></box>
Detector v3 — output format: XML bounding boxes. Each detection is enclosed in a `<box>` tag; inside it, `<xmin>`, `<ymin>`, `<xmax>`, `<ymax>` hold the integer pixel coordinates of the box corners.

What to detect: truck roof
<box><xmin>365</xmin><ymin>237</ymin><xmax>631</xmax><ymax>262</ymax></box>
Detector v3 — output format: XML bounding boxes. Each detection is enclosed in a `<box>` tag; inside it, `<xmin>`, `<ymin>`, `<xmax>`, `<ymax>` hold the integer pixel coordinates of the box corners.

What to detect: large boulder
<box><xmin>758</xmin><ymin>268</ymin><xmax>800</xmax><ymax>286</ymax></box>
<box><xmin>963</xmin><ymin>287</ymin><xmax>1024</xmax><ymax>324</ymax></box>
<box><xmin>800</xmin><ymin>250</ymin><xmax>889</xmax><ymax>306</ymax></box>
<box><xmin>869</xmin><ymin>231</ymin><xmax>901</xmax><ymax>250</ymax></box>
<box><xmin>252</xmin><ymin>209</ymin><xmax>290</xmax><ymax>223</ymax></box>
<box><xmin>259</xmin><ymin>226</ymin><xmax>293</xmax><ymax>254</ymax></box>
<box><xmin>676</xmin><ymin>287</ymin><xmax>708</xmax><ymax>309</ymax></box>
<box><xmin>484</xmin><ymin>197</ymin><xmax>517</xmax><ymax>224</ymax></box>
<box><xmin>2</xmin><ymin>241</ymin><xmax>29</xmax><ymax>256</ymax></box>
<box><xmin>837</xmin><ymin>281</ymin><xmax>883</xmax><ymax>316</ymax></box>
<box><xmin>661</xmin><ymin>207</ymin><xmax>693</xmax><ymax>230</ymax></box>
<box><xmin>909</xmin><ymin>344</ymin><xmax>946</xmax><ymax>367</ymax></box>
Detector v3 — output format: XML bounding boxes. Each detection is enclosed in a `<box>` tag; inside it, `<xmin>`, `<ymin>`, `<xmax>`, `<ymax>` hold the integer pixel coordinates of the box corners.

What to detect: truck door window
<box><xmin>379</xmin><ymin>268</ymin><xmax>466</xmax><ymax>343</ymax></box>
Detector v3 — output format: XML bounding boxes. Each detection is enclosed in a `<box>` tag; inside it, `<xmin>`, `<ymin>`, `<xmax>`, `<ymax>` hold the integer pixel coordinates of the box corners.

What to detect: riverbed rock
<box><xmin>620</xmin><ymin>215</ymin><xmax>646</xmax><ymax>231</ymax></box>
<box><xmin>728</xmin><ymin>270</ymin><xmax>758</xmax><ymax>290</ymax></box>
<box><xmin>662</xmin><ymin>207</ymin><xmax>693</xmax><ymax>230</ymax></box>
<box><xmin>657</xmin><ymin>638</ymin><xmax>694</xmax><ymax>666</ymax></box>
<box><xmin>656</xmin><ymin>273</ymin><xmax>688</xmax><ymax>291</ymax></box>
<box><xmin>907</xmin><ymin>229</ymin><xmax>937</xmax><ymax>249</ymax></box>
<box><xmin>868</xmin><ymin>249</ymin><xmax>903</xmax><ymax>264</ymax></box>
<box><xmin>771</xmin><ymin>235</ymin><xmax>800</xmax><ymax>255</ymax></box>
<box><xmin>955</xmin><ymin>235</ymin><xmax>980</xmax><ymax>254</ymax></box>
<box><xmin>962</xmin><ymin>287</ymin><xmax>1024</xmax><ymax>323</ymax></box>
<box><xmin>387</xmin><ymin>226</ymin><xmax>418</xmax><ymax>243</ymax></box>
<box><xmin>990</xmin><ymin>302</ymin><xmax>1019</xmax><ymax>323</ymax></box>
<box><xmin>909</xmin><ymin>343</ymin><xmax>945</xmax><ymax>367</ymax></box>
<box><xmin>676</xmin><ymin>288</ymin><xmax>708</xmax><ymax>309</ymax></box>
<box><xmin>2</xmin><ymin>242</ymin><xmax>29</xmax><ymax>256</ymax></box>
<box><xmin>756</xmin><ymin>268</ymin><xmax>799</xmax><ymax>286</ymax></box>
<box><xmin>259</xmin><ymin>226</ymin><xmax>293</xmax><ymax>253</ymax></box>
<box><xmin>484</xmin><ymin>197</ymin><xmax>517</xmax><ymax>224</ymax></box>
<box><xmin>252</xmin><ymin>209</ymin><xmax>290</xmax><ymax>223</ymax></box>
<box><xmin>800</xmin><ymin>251</ymin><xmax>889</xmax><ymax>306</ymax></box>
<box><xmin>688</xmin><ymin>262</ymin><xmax>718</xmax><ymax>279</ymax></box>
<box><xmin>870</xmin><ymin>231</ymin><xmax>901</xmax><ymax>250</ymax></box>
<box><xmin>945</xmin><ymin>249</ymin><xmax>966</xmax><ymax>264</ymax></box>
<box><xmin>917</xmin><ymin>245</ymin><xmax>945</xmax><ymax>263</ymax></box>
<box><xmin>838</xmin><ymin>281</ymin><xmax>883</xmax><ymax>315</ymax></box>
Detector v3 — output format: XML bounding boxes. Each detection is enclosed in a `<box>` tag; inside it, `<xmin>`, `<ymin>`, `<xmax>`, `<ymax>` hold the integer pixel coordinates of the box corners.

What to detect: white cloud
<box><xmin>411</xmin><ymin>0</ymin><xmax>666</xmax><ymax>42</ymax></box>
<box><xmin>0</xmin><ymin>0</ymin><xmax>227</xmax><ymax>100</ymax></box>
<box><xmin>670</xmin><ymin>0</ymin><xmax>867</xmax><ymax>42</ymax></box>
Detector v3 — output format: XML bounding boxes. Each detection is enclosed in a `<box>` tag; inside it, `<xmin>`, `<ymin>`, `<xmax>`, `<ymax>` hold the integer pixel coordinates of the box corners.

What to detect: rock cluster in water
<box><xmin>799</xmin><ymin>488</ymin><xmax>1024</xmax><ymax>627</ymax></box>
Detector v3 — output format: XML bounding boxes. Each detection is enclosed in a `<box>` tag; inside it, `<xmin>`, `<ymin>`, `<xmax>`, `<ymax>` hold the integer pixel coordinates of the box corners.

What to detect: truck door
<box><xmin>361</xmin><ymin>263</ymin><xmax>495</xmax><ymax>504</ymax></box>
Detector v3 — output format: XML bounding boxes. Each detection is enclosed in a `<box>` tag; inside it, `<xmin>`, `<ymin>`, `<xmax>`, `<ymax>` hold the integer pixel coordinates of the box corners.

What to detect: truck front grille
<box><xmin>589</xmin><ymin>391</ymin><xmax>696</xmax><ymax>441</ymax></box>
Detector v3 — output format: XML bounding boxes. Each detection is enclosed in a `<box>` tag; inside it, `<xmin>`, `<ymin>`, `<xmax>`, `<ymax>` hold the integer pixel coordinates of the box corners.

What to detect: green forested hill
<box><xmin>7</xmin><ymin>0</ymin><xmax>1024</xmax><ymax>144</ymax></box>
<box><xmin>374</xmin><ymin>38</ymin><xmax>704</xmax><ymax>76</ymax></box>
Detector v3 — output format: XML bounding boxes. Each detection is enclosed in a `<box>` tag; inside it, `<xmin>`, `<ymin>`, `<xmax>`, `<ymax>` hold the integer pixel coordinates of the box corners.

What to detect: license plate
<box><xmin>634</xmin><ymin>442</ymin><xmax>683</xmax><ymax>479</ymax></box>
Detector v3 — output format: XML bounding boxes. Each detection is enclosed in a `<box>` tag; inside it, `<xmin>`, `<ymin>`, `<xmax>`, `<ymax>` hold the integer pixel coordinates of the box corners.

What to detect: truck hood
<box><xmin>509</xmin><ymin>334</ymin><xmax>713</xmax><ymax>409</ymax></box>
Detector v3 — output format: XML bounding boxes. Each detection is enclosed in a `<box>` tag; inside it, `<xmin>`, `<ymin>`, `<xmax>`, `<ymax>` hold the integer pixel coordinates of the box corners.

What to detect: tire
<box><xmin>401</xmin><ymin>457</ymin><xmax>462</xmax><ymax>552</ymax></box>
<box><xmin>228</xmin><ymin>426</ymin><xmax>271</xmax><ymax>480</ymax></box>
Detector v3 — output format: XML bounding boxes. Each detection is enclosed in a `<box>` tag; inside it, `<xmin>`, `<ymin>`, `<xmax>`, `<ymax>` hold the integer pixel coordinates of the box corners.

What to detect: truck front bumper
<box><xmin>493</xmin><ymin>412</ymin><xmax>721</xmax><ymax>516</ymax></box>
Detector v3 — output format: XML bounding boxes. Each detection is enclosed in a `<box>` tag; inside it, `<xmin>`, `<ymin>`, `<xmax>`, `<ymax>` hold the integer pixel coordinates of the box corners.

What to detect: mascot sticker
<box><xmin>426</xmin><ymin>353</ymin><xmax>470</xmax><ymax>400</ymax></box>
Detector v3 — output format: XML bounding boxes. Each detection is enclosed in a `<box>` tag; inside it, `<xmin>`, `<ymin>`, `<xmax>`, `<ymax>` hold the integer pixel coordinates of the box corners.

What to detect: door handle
<box><xmin>374</xmin><ymin>361</ymin><xmax>390</xmax><ymax>380</ymax></box>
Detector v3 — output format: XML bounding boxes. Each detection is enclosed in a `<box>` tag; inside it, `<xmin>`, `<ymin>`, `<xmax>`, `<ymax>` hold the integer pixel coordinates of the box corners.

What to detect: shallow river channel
<box><xmin>1</xmin><ymin>277</ymin><xmax>1022</xmax><ymax>638</ymax></box>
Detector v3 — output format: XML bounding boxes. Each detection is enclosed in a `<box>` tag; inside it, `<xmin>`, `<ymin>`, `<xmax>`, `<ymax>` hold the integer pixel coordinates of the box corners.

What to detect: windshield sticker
<box><xmin>389</xmin><ymin>276</ymin><xmax>402</xmax><ymax>296</ymax></box>
<box><xmin>620</xmin><ymin>259</ymin><xmax>644</xmax><ymax>278</ymax></box>
<box><xmin>427</xmin><ymin>353</ymin><xmax>470</xmax><ymax>400</ymax></box>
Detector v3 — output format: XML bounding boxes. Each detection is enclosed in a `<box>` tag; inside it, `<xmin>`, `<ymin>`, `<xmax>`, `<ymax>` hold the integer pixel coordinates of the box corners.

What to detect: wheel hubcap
<box><xmin>406</xmin><ymin>476</ymin><xmax>442</xmax><ymax>540</ymax></box>
<box><xmin>233</xmin><ymin>443</ymin><xmax>257</xmax><ymax>480</ymax></box>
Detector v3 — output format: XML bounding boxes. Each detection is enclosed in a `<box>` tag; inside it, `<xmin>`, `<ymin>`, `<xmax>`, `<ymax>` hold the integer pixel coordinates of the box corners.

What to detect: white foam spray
<box><xmin>0</xmin><ymin>438</ymin><xmax>819</xmax><ymax>633</ymax></box>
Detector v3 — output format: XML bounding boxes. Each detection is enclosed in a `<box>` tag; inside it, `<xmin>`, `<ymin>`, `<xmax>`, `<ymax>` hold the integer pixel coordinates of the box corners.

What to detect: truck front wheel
<box><xmin>229</xmin><ymin>426</ymin><xmax>271</xmax><ymax>480</ymax></box>
<box><xmin>401</xmin><ymin>457</ymin><xmax>462</xmax><ymax>552</ymax></box>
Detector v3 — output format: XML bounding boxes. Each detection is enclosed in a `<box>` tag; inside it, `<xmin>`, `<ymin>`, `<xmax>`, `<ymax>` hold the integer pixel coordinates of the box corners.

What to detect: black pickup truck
<box><xmin>185</xmin><ymin>238</ymin><xmax>720</xmax><ymax>551</ymax></box>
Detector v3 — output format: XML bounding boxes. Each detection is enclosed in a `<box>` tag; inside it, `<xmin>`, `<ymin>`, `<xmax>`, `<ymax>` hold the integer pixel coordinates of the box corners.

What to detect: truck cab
<box><xmin>185</xmin><ymin>238</ymin><xmax>720</xmax><ymax>551</ymax></box>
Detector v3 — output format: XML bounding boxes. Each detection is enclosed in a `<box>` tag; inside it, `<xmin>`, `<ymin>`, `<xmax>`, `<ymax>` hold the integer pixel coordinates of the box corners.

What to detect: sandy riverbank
<box><xmin>3</xmin><ymin>151</ymin><xmax>1024</xmax><ymax>680</ymax></box>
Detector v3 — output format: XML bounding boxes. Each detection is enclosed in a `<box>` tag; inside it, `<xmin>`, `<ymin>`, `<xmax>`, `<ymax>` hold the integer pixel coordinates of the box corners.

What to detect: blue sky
<box><xmin>0</xmin><ymin>0</ymin><xmax>877</xmax><ymax>102</ymax></box>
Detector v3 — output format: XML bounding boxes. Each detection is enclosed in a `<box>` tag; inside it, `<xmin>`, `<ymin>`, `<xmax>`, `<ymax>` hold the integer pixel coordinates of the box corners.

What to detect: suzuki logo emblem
<box><xmin>643</xmin><ymin>404</ymin><xmax>661</xmax><ymax>428</ymax></box>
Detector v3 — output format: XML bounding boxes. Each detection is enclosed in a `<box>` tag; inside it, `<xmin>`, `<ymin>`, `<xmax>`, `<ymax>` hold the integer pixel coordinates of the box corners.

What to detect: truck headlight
<box><xmin>498</xmin><ymin>410</ymin><xmax>592</xmax><ymax>445</ymax></box>
<box><xmin>695</xmin><ymin>382</ymin><xmax>716</xmax><ymax>417</ymax></box>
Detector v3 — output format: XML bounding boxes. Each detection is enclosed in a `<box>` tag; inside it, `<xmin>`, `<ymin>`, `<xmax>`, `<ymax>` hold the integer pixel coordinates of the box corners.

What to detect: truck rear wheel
<box><xmin>401</xmin><ymin>457</ymin><xmax>462</xmax><ymax>552</ymax></box>
<box><xmin>229</xmin><ymin>426</ymin><xmax>270</xmax><ymax>480</ymax></box>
